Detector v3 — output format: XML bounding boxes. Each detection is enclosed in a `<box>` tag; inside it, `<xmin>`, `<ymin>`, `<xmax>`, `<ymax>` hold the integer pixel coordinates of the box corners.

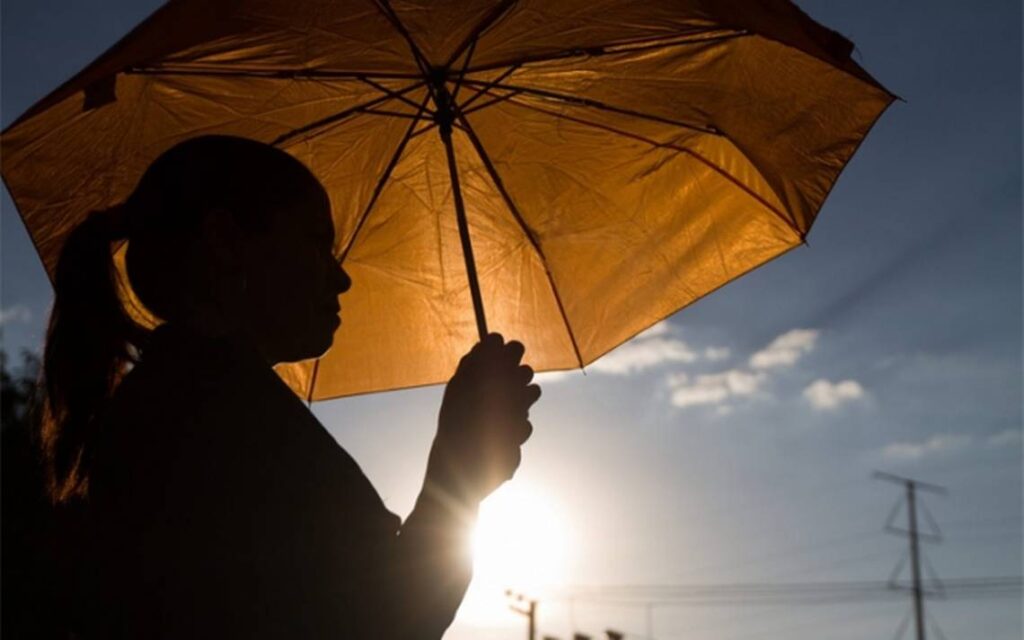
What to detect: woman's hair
<box><xmin>41</xmin><ymin>135</ymin><xmax>326</xmax><ymax>502</ymax></box>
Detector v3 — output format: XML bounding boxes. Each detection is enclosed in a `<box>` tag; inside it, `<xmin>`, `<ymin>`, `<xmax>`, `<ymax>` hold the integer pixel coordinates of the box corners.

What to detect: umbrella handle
<box><xmin>438</xmin><ymin>93</ymin><xmax>489</xmax><ymax>341</ymax></box>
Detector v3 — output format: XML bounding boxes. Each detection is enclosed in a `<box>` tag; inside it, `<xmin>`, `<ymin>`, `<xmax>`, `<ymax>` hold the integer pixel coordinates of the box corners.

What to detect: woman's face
<box><xmin>237</xmin><ymin>185</ymin><xmax>351</xmax><ymax>364</ymax></box>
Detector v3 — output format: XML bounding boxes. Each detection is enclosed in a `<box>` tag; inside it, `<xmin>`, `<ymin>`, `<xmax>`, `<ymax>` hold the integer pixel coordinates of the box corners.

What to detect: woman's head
<box><xmin>42</xmin><ymin>135</ymin><xmax>349</xmax><ymax>500</ymax></box>
<box><xmin>123</xmin><ymin>135</ymin><xmax>350</xmax><ymax>361</ymax></box>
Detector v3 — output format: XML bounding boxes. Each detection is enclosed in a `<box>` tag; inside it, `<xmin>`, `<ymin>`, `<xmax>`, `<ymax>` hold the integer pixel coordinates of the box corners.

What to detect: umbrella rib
<box><xmin>408</xmin><ymin>119</ymin><xmax>469</xmax><ymax>140</ymax></box>
<box><xmin>372</xmin><ymin>0</ymin><xmax>433</xmax><ymax>79</ymax></box>
<box><xmin>462</xmin><ymin>79</ymin><xmax>720</xmax><ymax>136</ymax></box>
<box><xmin>269</xmin><ymin>81</ymin><xmax>424</xmax><ymax>147</ymax></box>
<box><xmin>337</xmin><ymin>93</ymin><xmax>431</xmax><ymax>264</ymax></box>
<box><xmin>401</xmin><ymin>65</ymin><xmax>520</xmax><ymax>146</ymax></box>
<box><xmin>506</xmin><ymin>97</ymin><xmax>805</xmax><ymax>241</ymax></box>
<box><xmin>408</xmin><ymin>119</ymin><xmax>437</xmax><ymax>140</ymax></box>
<box><xmin>358</xmin><ymin>76</ymin><xmax>431</xmax><ymax>113</ymax></box>
<box><xmin>463</xmin><ymin>30</ymin><xmax>749</xmax><ymax>76</ymax></box>
<box><xmin>458</xmin><ymin>64</ymin><xmax>521</xmax><ymax>112</ymax></box>
<box><xmin>462</xmin><ymin>89</ymin><xmax>523</xmax><ymax>116</ymax></box>
<box><xmin>443</xmin><ymin>0</ymin><xmax>518</xmax><ymax>69</ymax></box>
<box><xmin>125</xmin><ymin>65</ymin><xmax>423</xmax><ymax>81</ymax></box>
<box><xmin>448</xmin><ymin>39</ymin><xmax>477</xmax><ymax>106</ymax></box>
<box><xmin>361</xmin><ymin>108</ymin><xmax>424</xmax><ymax>120</ymax></box>
<box><xmin>305</xmin><ymin>359</ymin><xmax>321</xmax><ymax>406</ymax></box>
<box><xmin>454</xmin><ymin>110</ymin><xmax>586</xmax><ymax>371</ymax></box>
<box><xmin>406</xmin><ymin>88</ymin><xmax>521</xmax><ymax>141</ymax></box>
<box><xmin>306</xmin><ymin>93</ymin><xmax>430</xmax><ymax>403</ymax></box>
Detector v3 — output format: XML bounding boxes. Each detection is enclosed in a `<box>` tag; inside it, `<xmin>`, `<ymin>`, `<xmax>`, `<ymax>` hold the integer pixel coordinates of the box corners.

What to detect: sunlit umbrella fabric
<box><xmin>1</xmin><ymin>0</ymin><xmax>893</xmax><ymax>400</ymax></box>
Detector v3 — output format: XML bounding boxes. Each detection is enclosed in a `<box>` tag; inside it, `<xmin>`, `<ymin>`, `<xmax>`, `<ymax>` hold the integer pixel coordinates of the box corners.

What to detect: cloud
<box><xmin>0</xmin><ymin>305</ymin><xmax>31</xmax><ymax>326</ymax></box>
<box><xmin>535</xmin><ymin>370</ymin><xmax>576</xmax><ymax>383</ymax></box>
<box><xmin>666</xmin><ymin>372</ymin><xmax>689</xmax><ymax>387</ymax></box>
<box><xmin>591</xmin><ymin>336</ymin><xmax>698</xmax><ymax>374</ymax></box>
<box><xmin>750</xmin><ymin>329</ymin><xmax>819</xmax><ymax>369</ymax></box>
<box><xmin>587</xmin><ymin>321</ymin><xmax>724</xmax><ymax>376</ymax></box>
<box><xmin>538</xmin><ymin>321</ymin><xmax>729</xmax><ymax>382</ymax></box>
<box><xmin>704</xmin><ymin>347</ymin><xmax>731</xmax><ymax>362</ymax></box>
<box><xmin>881</xmin><ymin>429</ymin><xmax>1021</xmax><ymax>462</ymax></box>
<box><xmin>666</xmin><ymin>328</ymin><xmax>823</xmax><ymax>411</ymax></box>
<box><xmin>803</xmin><ymin>379</ymin><xmax>866</xmax><ymax>410</ymax></box>
<box><xmin>669</xmin><ymin>368</ymin><xmax>765</xmax><ymax>408</ymax></box>
<box><xmin>635</xmin><ymin>321</ymin><xmax>671</xmax><ymax>339</ymax></box>
<box><xmin>987</xmin><ymin>429</ymin><xmax>1023</xmax><ymax>448</ymax></box>
<box><xmin>882</xmin><ymin>434</ymin><xmax>972</xmax><ymax>461</ymax></box>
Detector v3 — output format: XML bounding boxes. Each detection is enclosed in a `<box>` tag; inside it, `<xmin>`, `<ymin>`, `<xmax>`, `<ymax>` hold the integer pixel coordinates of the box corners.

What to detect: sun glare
<box><xmin>457</xmin><ymin>483</ymin><xmax>569</xmax><ymax>624</ymax></box>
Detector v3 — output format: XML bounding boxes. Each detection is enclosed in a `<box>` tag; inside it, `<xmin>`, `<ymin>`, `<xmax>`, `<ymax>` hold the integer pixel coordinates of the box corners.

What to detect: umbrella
<box><xmin>1</xmin><ymin>0</ymin><xmax>893</xmax><ymax>401</ymax></box>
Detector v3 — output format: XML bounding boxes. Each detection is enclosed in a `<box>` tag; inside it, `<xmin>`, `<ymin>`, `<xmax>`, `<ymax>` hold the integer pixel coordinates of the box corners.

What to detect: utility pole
<box><xmin>875</xmin><ymin>471</ymin><xmax>947</xmax><ymax>640</ymax></box>
<box><xmin>906</xmin><ymin>480</ymin><xmax>925</xmax><ymax>640</ymax></box>
<box><xmin>507</xmin><ymin>590</ymin><xmax>537</xmax><ymax>640</ymax></box>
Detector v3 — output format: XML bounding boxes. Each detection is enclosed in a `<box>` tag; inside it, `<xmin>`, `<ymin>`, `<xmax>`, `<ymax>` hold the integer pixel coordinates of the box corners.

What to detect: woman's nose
<box><xmin>334</xmin><ymin>264</ymin><xmax>352</xmax><ymax>295</ymax></box>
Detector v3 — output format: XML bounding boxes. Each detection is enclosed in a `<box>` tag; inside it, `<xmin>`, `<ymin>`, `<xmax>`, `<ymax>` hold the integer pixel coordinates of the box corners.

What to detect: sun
<box><xmin>455</xmin><ymin>482</ymin><xmax>569</xmax><ymax>624</ymax></box>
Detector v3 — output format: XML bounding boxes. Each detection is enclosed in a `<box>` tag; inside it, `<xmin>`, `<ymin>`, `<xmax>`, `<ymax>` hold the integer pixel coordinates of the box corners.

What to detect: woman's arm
<box><xmin>373</xmin><ymin>334</ymin><xmax>540</xmax><ymax>639</ymax></box>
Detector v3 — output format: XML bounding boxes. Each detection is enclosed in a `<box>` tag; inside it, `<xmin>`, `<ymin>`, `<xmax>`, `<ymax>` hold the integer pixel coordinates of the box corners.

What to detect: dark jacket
<box><xmin>81</xmin><ymin>323</ymin><xmax>472</xmax><ymax>639</ymax></box>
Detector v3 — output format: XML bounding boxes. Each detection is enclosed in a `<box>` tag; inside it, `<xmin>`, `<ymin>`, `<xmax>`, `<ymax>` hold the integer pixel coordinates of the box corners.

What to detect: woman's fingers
<box><xmin>481</xmin><ymin>332</ymin><xmax>505</xmax><ymax>350</ymax></box>
<box><xmin>517</xmin><ymin>364</ymin><xmax>534</xmax><ymax>386</ymax></box>
<box><xmin>504</xmin><ymin>340</ymin><xmax>525</xmax><ymax>366</ymax></box>
<box><xmin>517</xmin><ymin>420</ymin><xmax>533</xmax><ymax>445</ymax></box>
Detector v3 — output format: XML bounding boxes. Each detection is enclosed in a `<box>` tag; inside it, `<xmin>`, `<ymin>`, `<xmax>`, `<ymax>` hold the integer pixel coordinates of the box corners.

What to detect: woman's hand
<box><xmin>425</xmin><ymin>334</ymin><xmax>541</xmax><ymax>505</ymax></box>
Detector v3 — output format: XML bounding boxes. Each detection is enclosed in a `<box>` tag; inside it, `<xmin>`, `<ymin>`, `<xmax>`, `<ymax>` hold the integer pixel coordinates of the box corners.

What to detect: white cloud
<box><xmin>666</xmin><ymin>372</ymin><xmax>689</xmax><ymax>387</ymax></box>
<box><xmin>750</xmin><ymin>329</ymin><xmax>819</xmax><ymax>369</ymax></box>
<box><xmin>803</xmin><ymin>379</ymin><xmax>866</xmax><ymax>410</ymax></box>
<box><xmin>535</xmin><ymin>370</ymin><xmax>576</xmax><ymax>383</ymax></box>
<box><xmin>659</xmin><ymin>327</ymin><xmax>868</xmax><ymax>415</ymax></box>
<box><xmin>671</xmin><ymin>383</ymin><xmax>730</xmax><ymax>408</ymax></box>
<box><xmin>882</xmin><ymin>434</ymin><xmax>972</xmax><ymax>461</ymax></box>
<box><xmin>714</xmin><ymin>369</ymin><xmax>765</xmax><ymax>395</ymax></box>
<box><xmin>0</xmin><ymin>305</ymin><xmax>31</xmax><ymax>326</ymax></box>
<box><xmin>636</xmin><ymin>321</ymin><xmax>671</xmax><ymax>339</ymax></box>
<box><xmin>590</xmin><ymin>336</ymin><xmax>698</xmax><ymax>375</ymax></box>
<box><xmin>539</xmin><ymin>322</ymin><xmax>741</xmax><ymax>383</ymax></box>
<box><xmin>704</xmin><ymin>347</ymin><xmax>731</xmax><ymax>362</ymax></box>
<box><xmin>987</xmin><ymin>429</ymin><xmax>1023</xmax><ymax>448</ymax></box>
<box><xmin>668</xmin><ymin>368</ymin><xmax>766</xmax><ymax>408</ymax></box>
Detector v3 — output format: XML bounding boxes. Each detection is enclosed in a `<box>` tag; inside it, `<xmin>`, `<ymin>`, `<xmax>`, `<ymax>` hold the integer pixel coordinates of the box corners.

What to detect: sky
<box><xmin>2</xmin><ymin>1</ymin><xmax>1021</xmax><ymax>639</ymax></box>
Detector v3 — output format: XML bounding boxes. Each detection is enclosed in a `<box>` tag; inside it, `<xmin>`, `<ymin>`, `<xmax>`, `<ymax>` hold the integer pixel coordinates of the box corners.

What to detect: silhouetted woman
<box><xmin>41</xmin><ymin>135</ymin><xmax>540</xmax><ymax>639</ymax></box>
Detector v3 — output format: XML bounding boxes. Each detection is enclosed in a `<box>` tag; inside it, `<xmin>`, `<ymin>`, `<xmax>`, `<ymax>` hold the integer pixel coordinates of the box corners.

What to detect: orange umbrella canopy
<box><xmin>1</xmin><ymin>0</ymin><xmax>893</xmax><ymax>401</ymax></box>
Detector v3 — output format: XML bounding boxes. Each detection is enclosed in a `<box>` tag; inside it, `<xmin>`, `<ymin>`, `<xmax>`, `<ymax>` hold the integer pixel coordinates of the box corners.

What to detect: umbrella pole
<box><xmin>436</xmin><ymin>81</ymin><xmax>489</xmax><ymax>340</ymax></box>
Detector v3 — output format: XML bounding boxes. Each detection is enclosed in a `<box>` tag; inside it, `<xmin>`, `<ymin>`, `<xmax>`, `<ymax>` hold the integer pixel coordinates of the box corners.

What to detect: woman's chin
<box><xmin>311</xmin><ymin>318</ymin><xmax>340</xmax><ymax>356</ymax></box>
<box><xmin>277</xmin><ymin>321</ymin><xmax>338</xmax><ymax>363</ymax></box>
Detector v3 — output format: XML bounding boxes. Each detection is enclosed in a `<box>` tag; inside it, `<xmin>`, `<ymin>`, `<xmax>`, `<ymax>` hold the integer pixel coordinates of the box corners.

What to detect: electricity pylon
<box><xmin>875</xmin><ymin>471</ymin><xmax>947</xmax><ymax>640</ymax></box>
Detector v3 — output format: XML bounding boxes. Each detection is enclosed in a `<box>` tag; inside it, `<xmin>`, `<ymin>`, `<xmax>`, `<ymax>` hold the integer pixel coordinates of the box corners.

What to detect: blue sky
<box><xmin>2</xmin><ymin>1</ymin><xmax>1021</xmax><ymax>639</ymax></box>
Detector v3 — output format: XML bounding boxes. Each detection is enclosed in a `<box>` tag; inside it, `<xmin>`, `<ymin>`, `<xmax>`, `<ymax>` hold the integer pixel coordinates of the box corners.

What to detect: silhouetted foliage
<box><xmin>1</xmin><ymin>349</ymin><xmax>67</xmax><ymax>639</ymax></box>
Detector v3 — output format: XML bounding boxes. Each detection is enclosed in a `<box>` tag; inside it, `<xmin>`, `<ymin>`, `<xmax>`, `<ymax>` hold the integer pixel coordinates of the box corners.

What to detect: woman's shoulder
<box><xmin>95</xmin><ymin>322</ymin><xmax>367</xmax><ymax>478</ymax></box>
<box><xmin>93</xmin><ymin>324</ymin><xmax>301</xmax><ymax>477</ymax></box>
<box><xmin>92</xmin><ymin>323</ymin><xmax>394</xmax><ymax>523</ymax></box>
<box><xmin>117</xmin><ymin>323</ymin><xmax>298</xmax><ymax>415</ymax></box>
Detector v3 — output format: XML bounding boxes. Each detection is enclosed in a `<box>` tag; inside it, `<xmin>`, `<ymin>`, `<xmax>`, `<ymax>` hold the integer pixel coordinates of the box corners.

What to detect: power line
<box><xmin>548</xmin><ymin>576</ymin><xmax>1021</xmax><ymax>606</ymax></box>
<box><xmin>534</xmin><ymin>473</ymin><xmax>1020</xmax><ymax>637</ymax></box>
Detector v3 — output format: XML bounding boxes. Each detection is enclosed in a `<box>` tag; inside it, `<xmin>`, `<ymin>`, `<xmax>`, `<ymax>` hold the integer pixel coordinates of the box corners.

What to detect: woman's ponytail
<box><xmin>41</xmin><ymin>206</ymin><xmax>143</xmax><ymax>502</ymax></box>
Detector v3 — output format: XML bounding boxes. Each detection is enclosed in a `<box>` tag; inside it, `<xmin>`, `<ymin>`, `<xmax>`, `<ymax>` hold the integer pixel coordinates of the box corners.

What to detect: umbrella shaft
<box><xmin>440</xmin><ymin>123</ymin><xmax>489</xmax><ymax>340</ymax></box>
